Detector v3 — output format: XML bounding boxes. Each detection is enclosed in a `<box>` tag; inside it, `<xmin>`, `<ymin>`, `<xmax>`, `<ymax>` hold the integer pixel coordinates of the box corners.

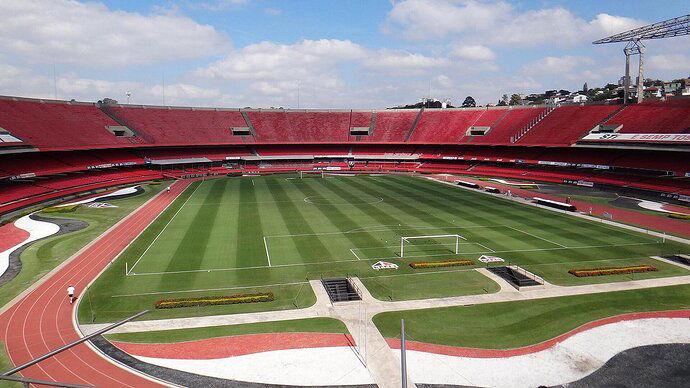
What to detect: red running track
<box><xmin>0</xmin><ymin>180</ymin><xmax>192</xmax><ymax>387</ymax></box>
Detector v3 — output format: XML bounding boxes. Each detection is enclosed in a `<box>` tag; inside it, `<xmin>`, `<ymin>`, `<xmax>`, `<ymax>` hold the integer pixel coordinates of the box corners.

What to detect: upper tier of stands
<box><xmin>110</xmin><ymin>106</ymin><xmax>248</xmax><ymax>145</ymax></box>
<box><xmin>409</xmin><ymin>110</ymin><xmax>483</xmax><ymax>143</ymax></box>
<box><xmin>605</xmin><ymin>99</ymin><xmax>690</xmax><ymax>133</ymax></box>
<box><xmin>1</xmin><ymin>96</ymin><xmax>689</xmax><ymax>150</ymax></box>
<box><xmin>246</xmin><ymin>111</ymin><xmax>352</xmax><ymax>143</ymax></box>
<box><xmin>517</xmin><ymin>105</ymin><xmax>620</xmax><ymax>146</ymax></box>
<box><xmin>0</xmin><ymin>98</ymin><xmax>131</xmax><ymax>149</ymax></box>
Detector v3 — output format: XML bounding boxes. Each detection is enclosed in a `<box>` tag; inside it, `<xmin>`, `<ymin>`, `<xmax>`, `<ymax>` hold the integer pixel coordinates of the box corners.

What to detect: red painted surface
<box><xmin>0</xmin><ymin>223</ymin><xmax>30</xmax><ymax>252</ymax></box>
<box><xmin>431</xmin><ymin>175</ymin><xmax>690</xmax><ymax>238</ymax></box>
<box><xmin>386</xmin><ymin>310</ymin><xmax>690</xmax><ymax>358</ymax></box>
<box><xmin>0</xmin><ymin>179</ymin><xmax>193</xmax><ymax>387</ymax></box>
<box><xmin>113</xmin><ymin>332</ymin><xmax>356</xmax><ymax>360</ymax></box>
<box><xmin>661</xmin><ymin>203</ymin><xmax>690</xmax><ymax>215</ymax></box>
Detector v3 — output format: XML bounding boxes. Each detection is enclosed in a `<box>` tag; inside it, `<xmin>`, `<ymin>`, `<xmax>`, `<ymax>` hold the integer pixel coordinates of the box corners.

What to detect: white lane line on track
<box><xmin>6</xmin><ymin>181</ymin><xmax>188</xmax><ymax>387</ymax></box>
<box><xmin>13</xmin><ymin>191</ymin><xmax>171</xmax><ymax>387</ymax></box>
<box><xmin>127</xmin><ymin>181</ymin><xmax>201</xmax><ymax>275</ymax></box>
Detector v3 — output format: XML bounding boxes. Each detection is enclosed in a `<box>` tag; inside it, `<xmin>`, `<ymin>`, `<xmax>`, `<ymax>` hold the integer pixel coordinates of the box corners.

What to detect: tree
<box><xmin>462</xmin><ymin>96</ymin><xmax>476</xmax><ymax>107</ymax></box>
<box><xmin>497</xmin><ymin>99</ymin><xmax>507</xmax><ymax>106</ymax></box>
<box><xmin>509</xmin><ymin>94</ymin><xmax>522</xmax><ymax>106</ymax></box>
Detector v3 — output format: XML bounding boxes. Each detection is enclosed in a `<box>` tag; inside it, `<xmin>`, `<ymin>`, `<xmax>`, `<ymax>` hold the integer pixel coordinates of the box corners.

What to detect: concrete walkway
<box><xmin>82</xmin><ymin>272</ymin><xmax>690</xmax><ymax>388</ymax></box>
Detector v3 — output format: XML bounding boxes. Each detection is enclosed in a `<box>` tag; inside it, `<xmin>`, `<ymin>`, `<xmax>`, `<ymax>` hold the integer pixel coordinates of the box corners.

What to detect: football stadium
<box><xmin>0</xmin><ymin>2</ymin><xmax>689</xmax><ymax>387</ymax></box>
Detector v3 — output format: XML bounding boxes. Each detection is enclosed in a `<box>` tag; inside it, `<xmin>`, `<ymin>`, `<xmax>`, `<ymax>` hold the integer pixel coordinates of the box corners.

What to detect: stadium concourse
<box><xmin>0</xmin><ymin>95</ymin><xmax>689</xmax><ymax>386</ymax></box>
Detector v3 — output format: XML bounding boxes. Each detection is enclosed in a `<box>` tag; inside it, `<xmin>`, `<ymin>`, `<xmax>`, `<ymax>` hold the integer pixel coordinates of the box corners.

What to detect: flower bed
<box><xmin>409</xmin><ymin>259</ymin><xmax>474</xmax><ymax>269</ymax></box>
<box><xmin>43</xmin><ymin>204</ymin><xmax>80</xmax><ymax>213</ymax></box>
<box><xmin>668</xmin><ymin>213</ymin><xmax>690</xmax><ymax>220</ymax></box>
<box><xmin>155</xmin><ymin>292</ymin><xmax>274</xmax><ymax>309</ymax></box>
<box><xmin>568</xmin><ymin>265</ymin><xmax>657</xmax><ymax>277</ymax></box>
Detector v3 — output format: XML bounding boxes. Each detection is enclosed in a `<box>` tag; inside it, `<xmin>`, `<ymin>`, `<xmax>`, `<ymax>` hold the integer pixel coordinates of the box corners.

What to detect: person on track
<box><xmin>166</xmin><ymin>186</ymin><xmax>171</xmax><ymax>193</ymax></box>
<box><xmin>67</xmin><ymin>285</ymin><xmax>76</xmax><ymax>304</ymax></box>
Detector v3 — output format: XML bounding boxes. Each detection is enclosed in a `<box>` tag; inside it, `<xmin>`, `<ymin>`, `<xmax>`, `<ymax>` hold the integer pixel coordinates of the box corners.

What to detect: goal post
<box><xmin>400</xmin><ymin>234</ymin><xmax>464</xmax><ymax>257</ymax></box>
<box><xmin>299</xmin><ymin>170</ymin><xmax>324</xmax><ymax>179</ymax></box>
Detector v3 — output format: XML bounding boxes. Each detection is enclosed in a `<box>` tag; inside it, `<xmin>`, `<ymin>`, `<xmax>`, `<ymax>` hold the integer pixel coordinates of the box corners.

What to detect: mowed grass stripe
<box><xmin>290</xmin><ymin>178</ymin><xmax>389</xmax><ymax>260</ymax></box>
<box><xmin>265</xmin><ymin>178</ymin><xmax>332</xmax><ymax>263</ymax></box>
<box><xmin>386</xmin><ymin>176</ymin><xmax>619</xmax><ymax>250</ymax></box>
<box><xmin>363</xmin><ymin>177</ymin><xmax>521</xmax><ymax>253</ymax></box>
<box><xmin>326</xmin><ymin>177</ymin><xmax>460</xmax><ymax>253</ymax></box>
<box><xmin>391</xmin><ymin>177</ymin><xmax>669</xmax><ymax>264</ymax></box>
<box><xmin>163</xmin><ymin>179</ymin><xmax>226</xmax><ymax>274</ymax></box>
<box><xmin>127</xmin><ymin>181</ymin><xmax>202</xmax><ymax>273</ymax></box>
<box><xmin>235</xmin><ymin>179</ymin><xmax>268</xmax><ymax>268</ymax></box>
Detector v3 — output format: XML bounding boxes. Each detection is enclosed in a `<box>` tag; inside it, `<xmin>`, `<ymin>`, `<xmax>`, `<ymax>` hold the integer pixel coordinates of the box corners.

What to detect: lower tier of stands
<box><xmin>0</xmin><ymin>169</ymin><xmax>162</xmax><ymax>215</ymax></box>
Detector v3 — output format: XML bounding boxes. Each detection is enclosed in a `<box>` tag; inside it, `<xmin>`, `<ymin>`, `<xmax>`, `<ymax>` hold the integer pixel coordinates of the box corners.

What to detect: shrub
<box><xmin>568</xmin><ymin>265</ymin><xmax>657</xmax><ymax>277</ymax></box>
<box><xmin>409</xmin><ymin>259</ymin><xmax>474</xmax><ymax>269</ymax></box>
<box><xmin>154</xmin><ymin>292</ymin><xmax>274</xmax><ymax>309</ymax></box>
<box><xmin>668</xmin><ymin>213</ymin><xmax>690</xmax><ymax>220</ymax></box>
<box><xmin>148</xmin><ymin>181</ymin><xmax>162</xmax><ymax>185</ymax></box>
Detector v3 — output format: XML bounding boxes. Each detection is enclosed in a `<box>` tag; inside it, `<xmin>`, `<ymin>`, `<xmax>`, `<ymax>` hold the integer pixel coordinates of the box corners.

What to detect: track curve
<box><xmin>0</xmin><ymin>180</ymin><xmax>192</xmax><ymax>387</ymax></box>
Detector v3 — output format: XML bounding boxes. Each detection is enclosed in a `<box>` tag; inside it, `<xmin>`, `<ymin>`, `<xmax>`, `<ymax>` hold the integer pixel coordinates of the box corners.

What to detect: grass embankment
<box><xmin>373</xmin><ymin>284</ymin><xmax>690</xmax><ymax>348</ymax></box>
<box><xmin>362</xmin><ymin>269</ymin><xmax>500</xmax><ymax>301</ymax></box>
<box><xmin>106</xmin><ymin>317</ymin><xmax>348</xmax><ymax>344</ymax></box>
<box><xmin>0</xmin><ymin>342</ymin><xmax>20</xmax><ymax>387</ymax></box>
<box><xmin>0</xmin><ymin>183</ymin><xmax>166</xmax><ymax>311</ymax></box>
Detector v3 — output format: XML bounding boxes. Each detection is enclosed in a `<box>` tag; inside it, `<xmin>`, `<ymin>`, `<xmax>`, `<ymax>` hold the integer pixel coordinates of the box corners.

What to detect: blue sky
<box><xmin>1</xmin><ymin>0</ymin><xmax>688</xmax><ymax>108</ymax></box>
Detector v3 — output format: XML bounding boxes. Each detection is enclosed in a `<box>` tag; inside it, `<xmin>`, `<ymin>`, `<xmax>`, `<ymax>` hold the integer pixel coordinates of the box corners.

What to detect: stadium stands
<box><xmin>109</xmin><ymin>106</ymin><xmax>248</xmax><ymax>145</ymax></box>
<box><xmin>1</xmin><ymin>95</ymin><xmax>690</xmax><ymax>216</ymax></box>
<box><xmin>409</xmin><ymin>110</ymin><xmax>483</xmax><ymax>143</ymax></box>
<box><xmin>605</xmin><ymin>99</ymin><xmax>690</xmax><ymax>133</ymax></box>
<box><xmin>467</xmin><ymin>107</ymin><xmax>546</xmax><ymax>144</ymax></box>
<box><xmin>0</xmin><ymin>97</ymin><xmax>131</xmax><ymax>149</ymax></box>
<box><xmin>517</xmin><ymin>105</ymin><xmax>620</xmax><ymax>145</ymax></box>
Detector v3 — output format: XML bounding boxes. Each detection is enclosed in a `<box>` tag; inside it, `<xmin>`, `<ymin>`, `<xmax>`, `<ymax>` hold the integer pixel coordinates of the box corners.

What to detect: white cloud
<box><xmin>0</xmin><ymin>62</ymin><xmax>222</xmax><ymax>106</ymax></box>
<box><xmin>195</xmin><ymin>39</ymin><xmax>367</xmax><ymax>81</ymax></box>
<box><xmin>385</xmin><ymin>1</ymin><xmax>646</xmax><ymax>46</ymax></box>
<box><xmin>522</xmin><ymin>56</ymin><xmax>595</xmax><ymax>75</ymax></box>
<box><xmin>0</xmin><ymin>0</ymin><xmax>230</xmax><ymax>66</ymax></box>
<box><xmin>361</xmin><ymin>49</ymin><xmax>449</xmax><ymax>75</ymax></box>
<box><xmin>451</xmin><ymin>44</ymin><xmax>495</xmax><ymax>61</ymax></box>
<box><xmin>198</xmin><ymin>0</ymin><xmax>248</xmax><ymax>11</ymax></box>
<box><xmin>648</xmin><ymin>54</ymin><xmax>690</xmax><ymax>71</ymax></box>
<box><xmin>265</xmin><ymin>8</ymin><xmax>282</xmax><ymax>16</ymax></box>
<box><xmin>384</xmin><ymin>0</ymin><xmax>511</xmax><ymax>40</ymax></box>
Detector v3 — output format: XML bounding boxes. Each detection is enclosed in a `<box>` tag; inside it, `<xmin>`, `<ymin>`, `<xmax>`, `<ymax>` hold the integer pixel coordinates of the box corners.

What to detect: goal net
<box><xmin>400</xmin><ymin>234</ymin><xmax>464</xmax><ymax>258</ymax></box>
<box><xmin>299</xmin><ymin>170</ymin><xmax>324</xmax><ymax>179</ymax></box>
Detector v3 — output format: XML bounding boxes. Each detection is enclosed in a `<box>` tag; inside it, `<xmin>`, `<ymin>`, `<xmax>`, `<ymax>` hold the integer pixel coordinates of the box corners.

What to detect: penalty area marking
<box><xmin>349</xmin><ymin>248</ymin><xmax>363</xmax><ymax>260</ymax></box>
<box><xmin>263</xmin><ymin>236</ymin><xmax>272</xmax><ymax>267</ymax></box>
<box><xmin>507</xmin><ymin>225</ymin><xmax>567</xmax><ymax>248</ymax></box>
<box><xmin>303</xmin><ymin>195</ymin><xmax>384</xmax><ymax>205</ymax></box>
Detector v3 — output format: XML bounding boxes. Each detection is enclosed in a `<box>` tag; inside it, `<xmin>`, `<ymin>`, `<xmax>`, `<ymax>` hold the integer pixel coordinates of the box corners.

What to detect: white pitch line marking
<box><xmin>507</xmin><ymin>225</ymin><xmax>567</xmax><ymax>248</ymax></box>
<box><xmin>127</xmin><ymin>182</ymin><xmax>202</xmax><ymax>275</ymax></box>
<box><xmin>263</xmin><ymin>236</ymin><xmax>272</xmax><ymax>267</ymax></box>
<box><xmin>111</xmin><ymin>280</ymin><xmax>308</xmax><ymax>298</ymax></box>
<box><xmin>350</xmin><ymin>248</ymin><xmax>362</xmax><ymax>260</ymax></box>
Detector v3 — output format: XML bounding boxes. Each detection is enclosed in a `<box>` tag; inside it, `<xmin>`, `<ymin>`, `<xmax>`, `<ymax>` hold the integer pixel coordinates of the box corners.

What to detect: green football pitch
<box><xmin>82</xmin><ymin>174</ymin><xmax>689</xmax><ymax>323</ymax></box>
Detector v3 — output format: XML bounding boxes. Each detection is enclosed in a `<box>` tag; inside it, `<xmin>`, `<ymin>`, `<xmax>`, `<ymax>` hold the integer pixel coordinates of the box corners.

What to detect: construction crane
<box><xmin>593</xmin><ymin>14</ymin><xmax>690</xmax><ymax>104</ymax></box>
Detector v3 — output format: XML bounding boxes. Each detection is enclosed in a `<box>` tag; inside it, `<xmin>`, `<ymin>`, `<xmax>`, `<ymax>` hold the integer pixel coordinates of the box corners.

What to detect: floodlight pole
<box><xmin>622</xmin><ymin>40</ymin><xmax>644</xmax><ymax>104</ymax></box>
<box><xmin>636</xmin><ymin>41</ymin><xmax>645</xmax><ymax>104</ymax></box>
